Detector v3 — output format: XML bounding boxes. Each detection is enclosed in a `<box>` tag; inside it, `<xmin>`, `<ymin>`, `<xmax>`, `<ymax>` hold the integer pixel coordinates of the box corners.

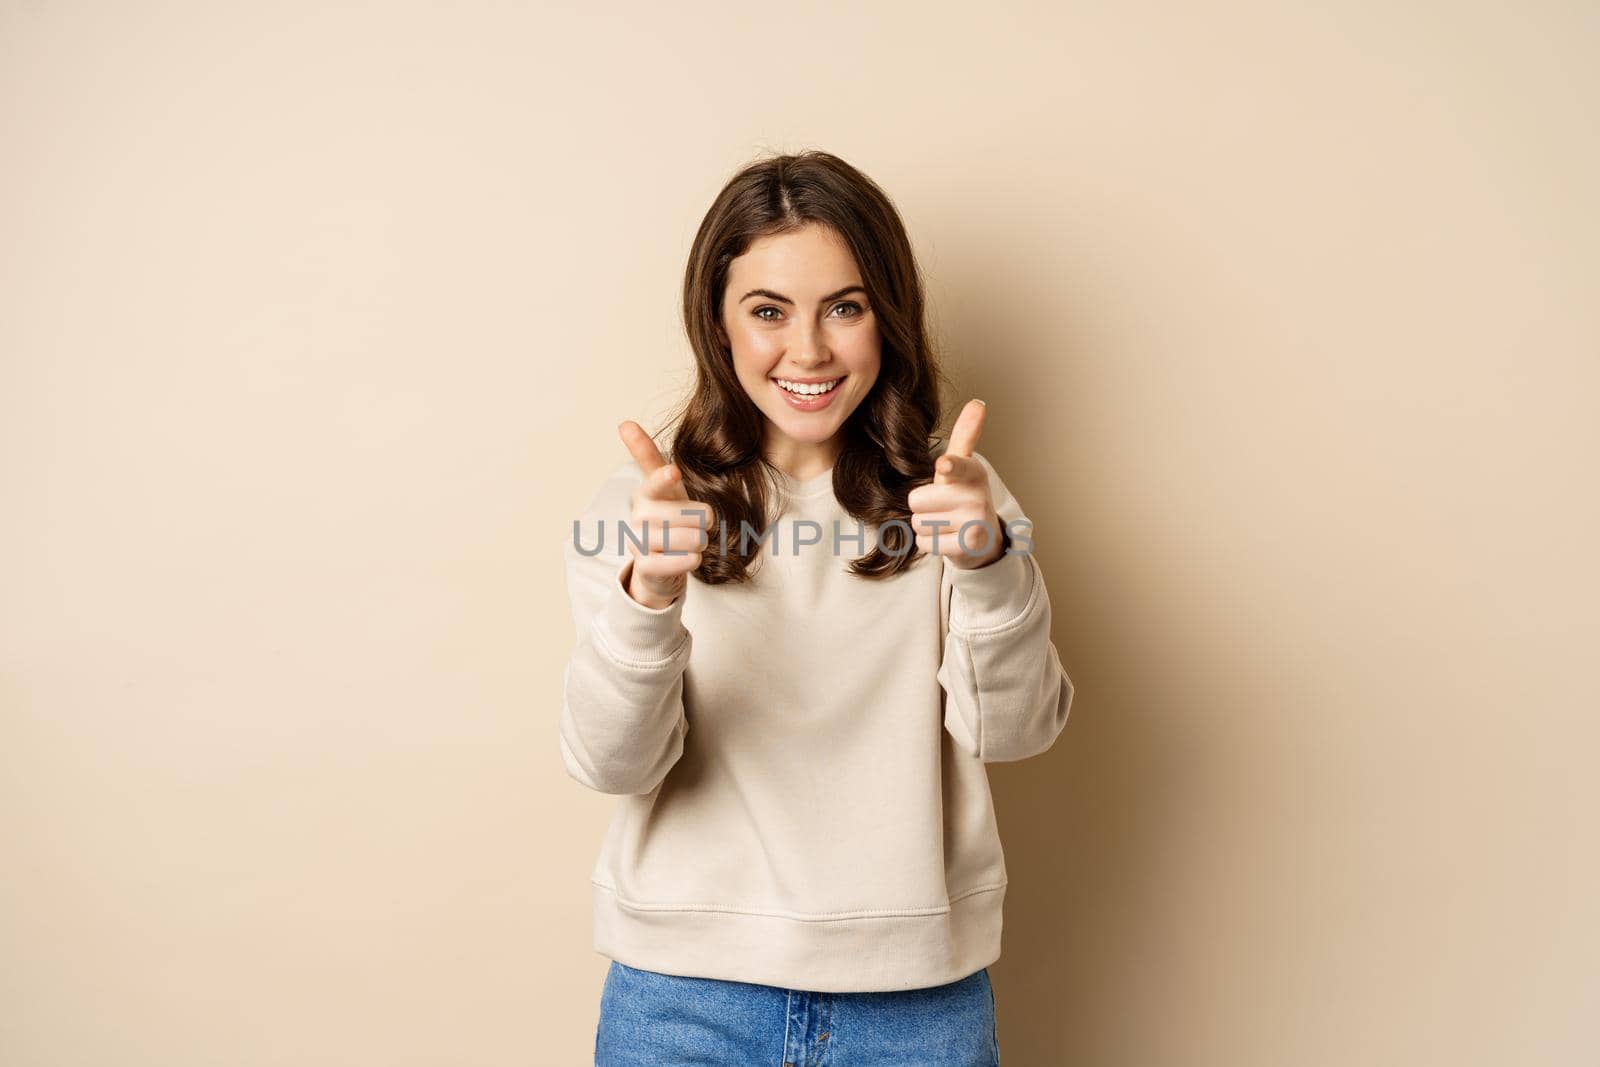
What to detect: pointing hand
<box><xmin>905</xmin><ymin>399</ymin><xmax>1005</xmax><ymax>569</ymax></box>
<box><xmin>617</xmin><ymin>420</ymin><xmax>716</xmax><ymax>608</ymax></box>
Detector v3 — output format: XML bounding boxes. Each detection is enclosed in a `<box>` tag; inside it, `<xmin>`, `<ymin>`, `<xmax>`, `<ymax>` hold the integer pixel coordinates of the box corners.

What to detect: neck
<box><xmin>764</xmin><ymin>434</ymin><xmax>842</xmax><ymax>484</ymax></box>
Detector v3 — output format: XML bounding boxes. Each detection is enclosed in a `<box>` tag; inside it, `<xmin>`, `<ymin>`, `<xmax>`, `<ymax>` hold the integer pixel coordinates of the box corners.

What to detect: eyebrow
<box><xmin>739</xmin><ymin>285</ymin><xmax>868</xmax><ymax>305</ymax></box>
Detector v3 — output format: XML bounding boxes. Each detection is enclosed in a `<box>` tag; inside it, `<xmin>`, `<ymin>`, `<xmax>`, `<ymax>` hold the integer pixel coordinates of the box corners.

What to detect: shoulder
<box><xmin>594</xmin><ymin>457</ymin><xmax>646</xmax><ymax>499</ymax></box>
<box><xmin>604</xmin><ymin>457</ymin><xmax>645</xmax><ymax>486</ymax></box>
<box><xmin>577</xmin><ymin>459</ymin><xmax>645</xmax><ymax>520</ymax></box>
<box><xmin>963</xmin><ymin>449</ymin><xmax>1028</xmax><ymax>524</ymax></box>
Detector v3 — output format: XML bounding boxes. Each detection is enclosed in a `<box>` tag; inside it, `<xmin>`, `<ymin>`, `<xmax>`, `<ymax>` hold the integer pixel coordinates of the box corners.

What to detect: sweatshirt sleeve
<box><xmin>936</xmin><ymin>450</ymin><xmax>1075</xmax><ymax>763</ymax></box>
<box><xmin>558</xmin><ymin>460</ymin><xmax>693</xmax><ymax>795</ymax></box>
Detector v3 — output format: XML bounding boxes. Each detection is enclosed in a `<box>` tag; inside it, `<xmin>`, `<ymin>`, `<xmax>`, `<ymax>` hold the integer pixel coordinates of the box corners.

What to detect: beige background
<box><xmin>3</xmin><ymin>1</ymin><xmax>1596</xmax><ymax>1063</ymax></box>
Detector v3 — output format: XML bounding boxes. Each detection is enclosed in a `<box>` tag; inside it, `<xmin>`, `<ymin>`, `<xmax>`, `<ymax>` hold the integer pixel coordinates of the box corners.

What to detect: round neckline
<box><xmin>776</xmin><ymin>465</ymin><xmax>836</xmax><ymax>498</ymax></box>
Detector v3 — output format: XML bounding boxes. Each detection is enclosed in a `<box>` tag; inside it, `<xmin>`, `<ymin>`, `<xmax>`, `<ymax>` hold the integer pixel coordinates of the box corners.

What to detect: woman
<box><xmin>561</xmin><ymin>150</ymin><xmax>1075</xmax><ymax>1066</ymax></box>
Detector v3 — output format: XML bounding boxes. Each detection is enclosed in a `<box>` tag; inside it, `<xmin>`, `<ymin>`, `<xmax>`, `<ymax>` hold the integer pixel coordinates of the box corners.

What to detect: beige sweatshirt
<box><xmin>559</xmin><ymin>448</ymin><xmax>1075</xmax><ymax>993</ymax></box>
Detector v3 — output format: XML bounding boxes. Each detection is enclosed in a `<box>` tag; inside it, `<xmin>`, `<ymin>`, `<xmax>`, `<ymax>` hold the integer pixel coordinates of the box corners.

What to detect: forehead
<box><xmin>725</xmin><ymin>224</ymin><xmax>862</xmax><ymax>294</ymax></box>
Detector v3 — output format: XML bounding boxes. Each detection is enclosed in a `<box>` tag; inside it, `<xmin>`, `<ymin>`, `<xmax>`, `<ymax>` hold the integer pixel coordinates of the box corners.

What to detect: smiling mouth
<box><xmin>772</xmin><ymin>375</ymin><xmax>846</xmax><ymax>396</ymax></box>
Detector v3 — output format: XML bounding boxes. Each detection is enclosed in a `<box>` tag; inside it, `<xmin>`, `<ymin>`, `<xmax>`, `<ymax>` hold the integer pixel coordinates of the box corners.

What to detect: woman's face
<box><xmin>719</xmin><ymin>223</ymin><xmax>882</xmax><ymax>466</ymax></box>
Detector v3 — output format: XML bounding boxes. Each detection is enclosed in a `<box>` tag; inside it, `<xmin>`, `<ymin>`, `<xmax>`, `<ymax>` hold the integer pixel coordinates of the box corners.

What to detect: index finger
<box><xmin>619</xmin><ymin>419</ymin><xmax>688</xmax><ymax>500</ymax></box>
<box><xmin>618</xmin><ymin>420</ymin><xmax>667</xmax><ymax>475</ymax></box>
<box><xmin>944</xmin><ymin>398</ymin><xmax>987</xmax><ymax>459</ymax></box>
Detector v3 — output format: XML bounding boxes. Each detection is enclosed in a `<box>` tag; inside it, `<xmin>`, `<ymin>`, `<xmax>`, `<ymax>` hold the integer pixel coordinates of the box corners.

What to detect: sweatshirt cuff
<box><xmin>594</xmin><ymin>556</ymin><xmax>690</xmax><ymax>664</ymax></box>
<box><xmin>948</xmin><ymin>547</ymin><xmax>1037</xmax><ymax>632</ymax></box>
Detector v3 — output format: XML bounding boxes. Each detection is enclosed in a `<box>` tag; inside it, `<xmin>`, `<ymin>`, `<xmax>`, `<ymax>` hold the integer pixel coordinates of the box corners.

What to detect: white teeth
<box><xmin>776</xmin><ymin>378</ymin><xmax>840</xmax><ymax>396</ymax></box>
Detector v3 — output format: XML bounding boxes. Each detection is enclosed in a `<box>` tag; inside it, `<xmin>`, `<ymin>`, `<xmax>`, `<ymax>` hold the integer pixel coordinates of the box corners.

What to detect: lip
<box><xmin>772</xmin><ymin>375</ymin><xmax>844</xmax><ymax>384</ymax></box>
<box><xmin>771</xmin><ymin>374</ymin><xmax>846</xmax><ymax>412</ymax></box>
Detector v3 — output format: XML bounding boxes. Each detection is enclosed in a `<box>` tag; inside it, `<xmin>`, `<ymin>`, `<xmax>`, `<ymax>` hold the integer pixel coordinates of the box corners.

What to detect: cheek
<box><xmin>730</xmin><ymin>326</ymin><xmax>783</xmax><ymax>365</ymax></box>
<box><xmin>729</xmin><ymin>342</ymin><xmax>775</xmax><ymax>383</ymax></box>
<box><xmin>840</xmin><ymin>327</ymin><xmax>883</xmax><ymax>370</ymax></box>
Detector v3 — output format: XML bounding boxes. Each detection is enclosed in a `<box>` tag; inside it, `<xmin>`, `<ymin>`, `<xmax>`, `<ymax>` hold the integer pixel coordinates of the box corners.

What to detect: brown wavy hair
<box><xmin>659</xmin><ymin>149</ymin><xmax>953</xmax><ymax>584</ymax></box>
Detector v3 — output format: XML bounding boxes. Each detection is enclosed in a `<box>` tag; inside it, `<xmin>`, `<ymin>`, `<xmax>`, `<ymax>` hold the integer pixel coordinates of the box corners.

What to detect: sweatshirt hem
<box><xmin>590</xmin><ymin>878</ymin><xmax>1007</xmax><ymax>993</ymax></box>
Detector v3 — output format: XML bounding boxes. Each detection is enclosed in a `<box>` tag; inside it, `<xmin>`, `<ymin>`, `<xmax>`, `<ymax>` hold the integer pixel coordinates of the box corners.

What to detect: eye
<box><xmin>750</xmin><ymin>301</ymin><xmax>866</xmax><ymax>322</ymax></box>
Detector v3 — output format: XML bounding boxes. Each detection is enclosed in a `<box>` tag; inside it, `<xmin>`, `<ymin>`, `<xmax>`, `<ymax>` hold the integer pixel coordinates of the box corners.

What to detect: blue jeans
<box><xmin>594</xmin><ymin>960</ymin><xmax>1000</xmax><ymax>1066</ymax></box>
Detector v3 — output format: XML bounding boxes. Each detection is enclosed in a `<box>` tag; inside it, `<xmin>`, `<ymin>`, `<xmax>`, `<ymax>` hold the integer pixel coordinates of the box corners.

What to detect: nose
<box><xmin>788</xmin><ymin>317</ymin><xmax>831</xmax><ymax>367</ymax></box>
